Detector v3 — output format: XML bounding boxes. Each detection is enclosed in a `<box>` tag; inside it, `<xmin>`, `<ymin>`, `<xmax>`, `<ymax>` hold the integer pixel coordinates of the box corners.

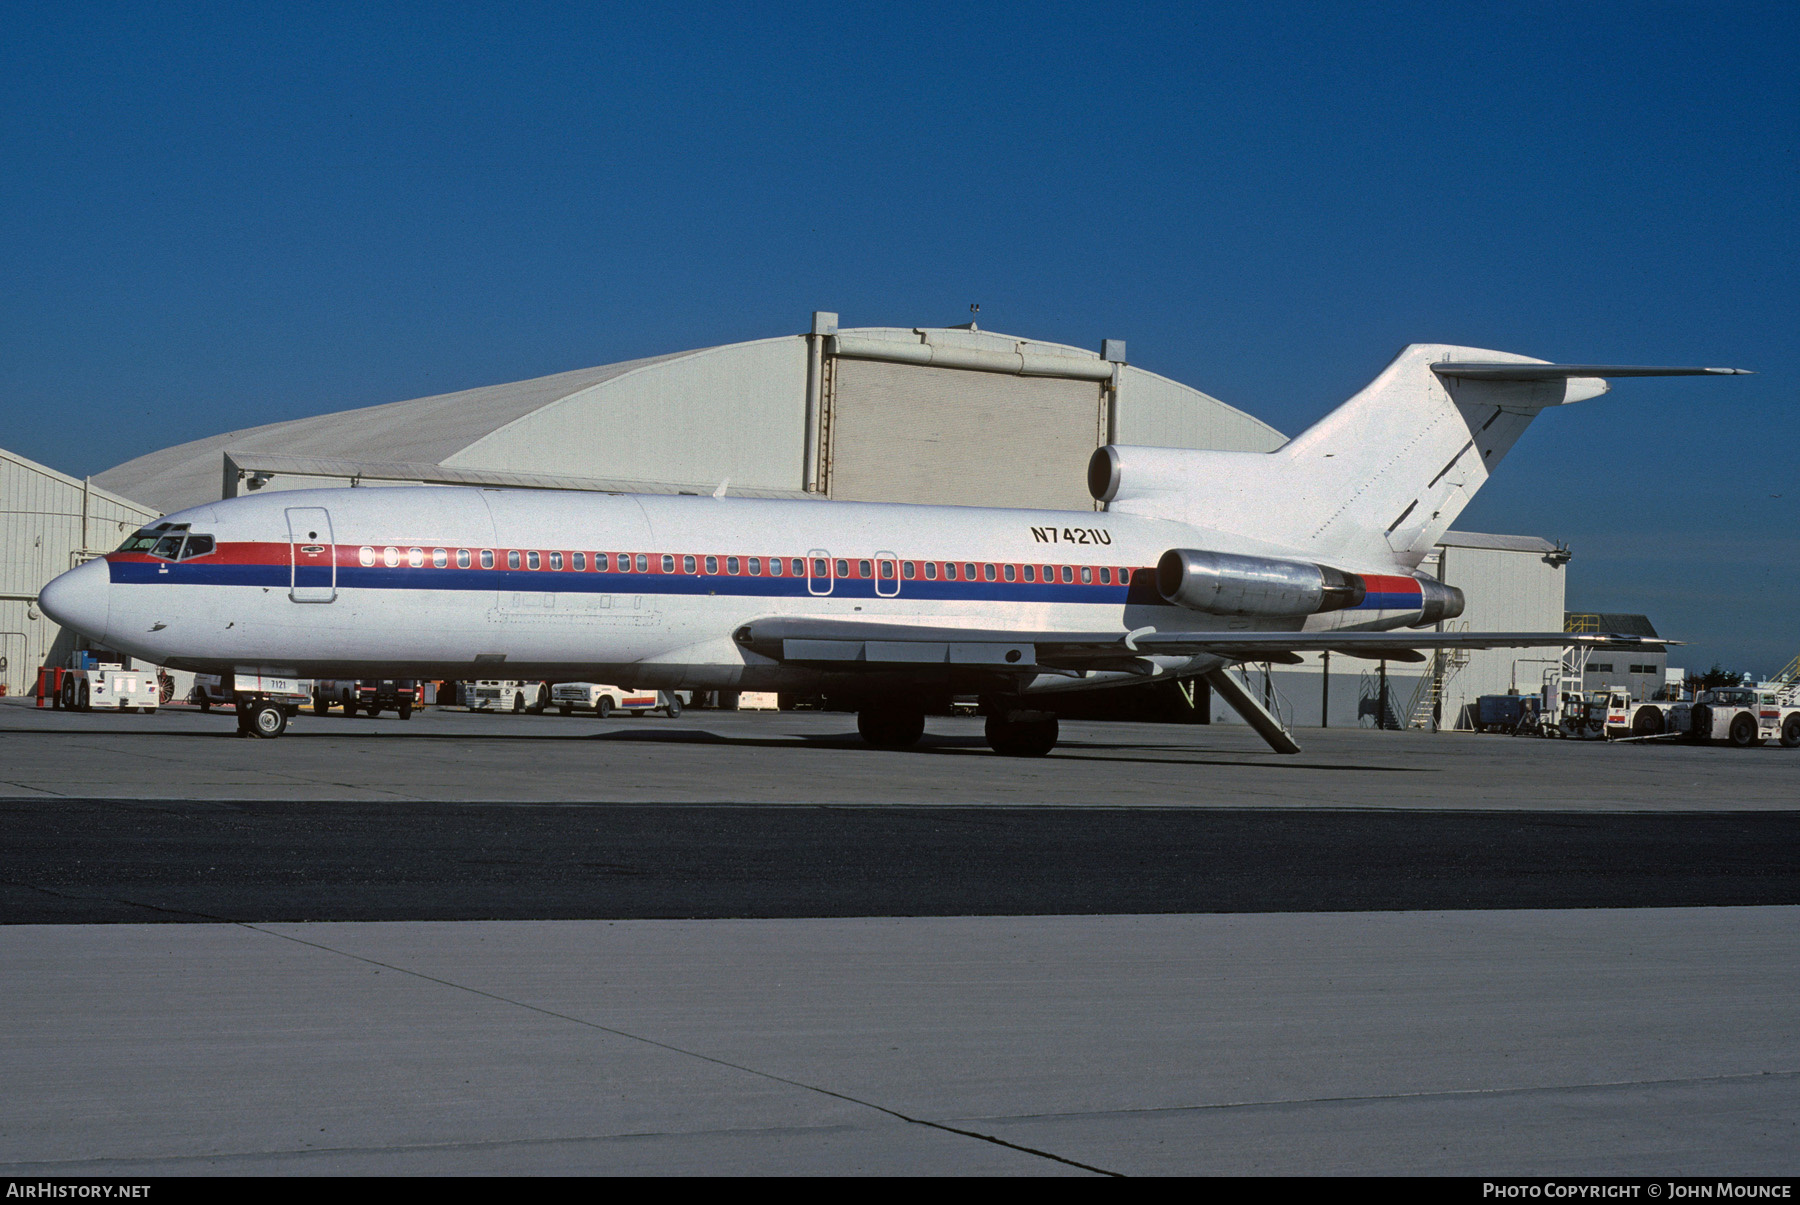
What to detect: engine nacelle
<box><xmin>1414</xmin><ymin>577</ymin><xmax>1466</xmax><ymax>626</ymax></box>
<box><xmin>1156</xmin><ymin>548</ymin><xmax>1368</xmax><ymax>618</ymax></box>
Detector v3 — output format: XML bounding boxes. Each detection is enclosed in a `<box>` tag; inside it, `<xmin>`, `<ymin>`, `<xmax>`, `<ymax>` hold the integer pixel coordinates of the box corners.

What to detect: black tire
<box><xmin>665</xmin><ymin>696</ymin><xmax>682</xmax><ymax>719</ymax></box>
<box><xmin>61</xmin><ymin>677</ymin><xmax>75</xmax><ymax>710</ymax></box>
<box><xmin>1729</xmin><ymin>713</ymin><xmax>1760</xmax><ymax>748</ymax></box>
<box><xmin>985</xmin><ymin>713</ymin><xmax>1058</xmax><ymax>757</ymax></box>
<box><xmin>250</xmin><ymin>702</ymin><xmax>288</xmax><ymax>739</ymax></box>
<box><xmin>1782</xmin><ymin>715</ymin><xmax>1800</xmax><ymax>749</ymax></box>
<box><xmin>78</xmin><ymin>682</ymin><xmax>90</xmax><ymax>712</ymax></box>
<box><xmin>559</xmin><ymin>705</ymin><xmax>573</xmax><ymax>717</ymax></box>
<box><xmin>198</xmin><ymin>696</ymin><xmax>210</xmax><ymax>713</ymax></box>
<box><xmin>398</xmin><ymin>701</ymin><xmax>413</xmax><ymax>720</ymax></box>
<box><xmin>343</xmin><ymin>698</ymin><xmax>358</xmax><ymax>717</ymax></box>
<box><xmin>1632</xmin><ymin>707</ymin><xmax>1664</xmax><ymax>737</ymax></box>
<box><xmin>597</xmin><ymin>697</ymin><xmax>614</xmax><ymax>719</ymax></box>
<box><xmin>313</xmin><ymin>691</ymin><xmax>331</xmax><ymax>716</ymax></box>
<box><xmin>512</xmin><ymin>694</ymin><xmax>524</xmax><ymax>714</ymax></box>
<box><xmin>858</xmin><ymin>703</ymin><xmax>924</xmax><ymax>749</ymax></box>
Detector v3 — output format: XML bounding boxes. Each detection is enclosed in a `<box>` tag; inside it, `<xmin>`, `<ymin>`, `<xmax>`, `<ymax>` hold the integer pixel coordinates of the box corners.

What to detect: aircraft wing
<box><xmin>732</xmin><ymin>618</ymin><xmax>1669</xmax><ymax>675</ymax></box>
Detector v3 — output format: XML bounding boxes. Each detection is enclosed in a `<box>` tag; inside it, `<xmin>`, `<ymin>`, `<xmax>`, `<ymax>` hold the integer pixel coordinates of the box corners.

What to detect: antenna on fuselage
<box><xmin>712</xmin><ymin>479</ymin><xmax>730</xmax><ymax>499</ymax></box>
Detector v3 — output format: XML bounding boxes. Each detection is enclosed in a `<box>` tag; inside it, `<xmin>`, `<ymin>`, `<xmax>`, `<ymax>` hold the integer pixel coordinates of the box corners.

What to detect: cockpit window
<box><xmin>126</xmin><ymin>527</ymin><xmax>214</xmax><ymax>560</ymax></box>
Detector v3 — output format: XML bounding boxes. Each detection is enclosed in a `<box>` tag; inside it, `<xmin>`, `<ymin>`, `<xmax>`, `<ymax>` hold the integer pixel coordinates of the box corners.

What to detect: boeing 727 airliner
<box><xmin>38</xmin><ymin>344</ymin><xmax>1744</xmax><ymax>753</ymax></box>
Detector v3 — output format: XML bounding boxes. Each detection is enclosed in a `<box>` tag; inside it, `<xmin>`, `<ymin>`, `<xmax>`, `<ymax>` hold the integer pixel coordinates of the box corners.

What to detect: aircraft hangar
<box><xmin>7</xmin><ymin>313</ymin><xmax>1571</xmax><ymax>727</ymax></box>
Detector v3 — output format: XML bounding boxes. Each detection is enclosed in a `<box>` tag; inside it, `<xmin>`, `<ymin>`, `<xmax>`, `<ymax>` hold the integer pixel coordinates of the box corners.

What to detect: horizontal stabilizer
<box><xmin>1432</xmin><ymin>363</ymin><xmax>1751</xmax><ymax>380</ymax></box>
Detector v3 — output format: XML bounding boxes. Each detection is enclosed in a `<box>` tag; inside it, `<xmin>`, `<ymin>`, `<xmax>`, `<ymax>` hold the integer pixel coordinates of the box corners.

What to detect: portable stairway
<box><xmin>1772</xmin><ymin>654</ymin><xmax>1799</xmax><ymax>706</ymax></box>
<box><xmin>1404</xmin><ymin>625</ymin><xmax>1471</xmax><ymax>730</ymax></box>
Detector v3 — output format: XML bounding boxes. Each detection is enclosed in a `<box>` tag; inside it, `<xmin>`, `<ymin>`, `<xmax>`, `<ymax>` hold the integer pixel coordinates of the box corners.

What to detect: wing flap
<box><xmin>1431</xmin><ymin>363</ymin><xmax>1751</xmax><ymax>380</ymax></box>
<box><xmin>734</xmin><ymin>617</ymin><xmax>1671</xmax><ymax>673</ymax></box>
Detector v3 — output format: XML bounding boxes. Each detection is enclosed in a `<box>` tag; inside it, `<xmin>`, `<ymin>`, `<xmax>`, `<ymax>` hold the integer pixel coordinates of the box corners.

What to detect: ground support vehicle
<box><xmin>54</xmin><ymin>663</ymin><xmax>160</xmax><ymax>713</ymax></box>
<box><xmin>191</xmin><ymin>673</ymin><xmax>235</xmax><ymax>711</ymax></box>
<box><xmin>1689</xmin><ymin>688</ymin><xmax>1800</xmax><ymax>748</ymax></box>
<box><xmin>1472</xmin><ymin>693</ymin><xmax>1540</xmax><ymax>734</ymax></box>
<box><xmin>315</xmin><ymin>679</ymin><xmax>420</xmax><ymax>718</ymax></box>
<box><xmin>468</xmin><ymin>680</ymin><xmax>549</xmax><ymax>714</ymax></box>
<box><xmin>550</xmin><ymin>683</ymin><xmax>682</xmax><ymax>718</ymax></box>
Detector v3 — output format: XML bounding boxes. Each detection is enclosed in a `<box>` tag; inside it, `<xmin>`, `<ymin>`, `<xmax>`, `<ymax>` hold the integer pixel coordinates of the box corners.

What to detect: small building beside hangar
<box><xmin>0</xmin><ymin>445</ymin><xmax>158</xmax><ymax>697</ymax></box>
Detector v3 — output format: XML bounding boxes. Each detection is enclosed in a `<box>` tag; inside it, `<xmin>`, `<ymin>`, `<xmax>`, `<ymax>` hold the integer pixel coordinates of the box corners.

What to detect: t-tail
<box><xmin>1090</xmin><ymin>344</ymin><xmax>1749</xmax><ymax>569</ymax></box>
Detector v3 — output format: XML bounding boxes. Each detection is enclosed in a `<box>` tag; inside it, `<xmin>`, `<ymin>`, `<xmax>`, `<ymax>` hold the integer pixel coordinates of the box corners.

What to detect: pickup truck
<box><xmin>549</xmin><ymin>683</ymin><xmax>682</xmax><ymax>718</ymax></box>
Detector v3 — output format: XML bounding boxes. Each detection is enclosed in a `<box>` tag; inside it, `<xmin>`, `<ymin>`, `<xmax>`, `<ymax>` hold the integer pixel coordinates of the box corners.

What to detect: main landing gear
<box><xmin>852</xmin><ymin>697</ymin><xmax>1061</xmax><ymax>757</ymax></box>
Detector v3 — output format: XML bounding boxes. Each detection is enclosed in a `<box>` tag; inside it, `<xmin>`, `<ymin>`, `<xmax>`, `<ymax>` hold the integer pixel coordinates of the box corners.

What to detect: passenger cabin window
<box><xmin>508</xmin><ymin>551</ymin><xmax>521</xmax><ymax>570</ymax></box>
<box><xmin>983</xmin><ymin>564</ymin><xmax>996</xmax><ymax>581</ymax></box>
<box><xmin>573</xmin><ymin>553</ymin><xmax>586</xmax><ymax>571</ymax></box>
<box><xmin>945</xmin><ymin>563</ymin><xmax>957</xmax><ymax>580</ymax></box>
<box><xmin>925</xmin><ymin>562</ymin><xmax>938</xmax><ymax>580</ymax></box>
<box><xmin>727</xmin><ymin>557</ymin><xmax>740</xmax><ymax>574</ymax></box>
<box><xmin>526</xmin><ymin>551</ymin><xmax>540</xmax><ymax>570</ymax></box>
<box><xmin>705</xmin><ymin>556</ymin><xmax>719</xmax><ymax>575</ymax></box>
<box><xmin>550</xmin><ymin>552</ymin><xmax>563</xmax><ymax>571</ymax></box>
<box><xmin>965</xmin><ymin>563</ymin><xmax>978</xmax><ymax>579</ymax></box>
<box><xmin>409</xmin><ymin>548</ymin><xmax>425</xmax><ymax>568</ymax></box>
<box><xmin>1022</xmin><ymin>565</ymin><xmax>1035</xmax><ymax>582</ymax></box>
<box><xmin>858</xmin><ymin>560</ymin><xmax>872</xmax><ymax>578</ymax></box>
<box><xmin>360</xmin><ymin>546</ymin><xmax>376</xmax><ymax>567</ymax></box>
<box><xmin>1099</xmin><ymin>567</ymin><xmax>1110</xmax><ymax>584</ymax></box>
<box><xmin>636</xmin><ymin>554</ymin><xmax>648</xmax><ymax>573</ymax></box>
<box><xmin>384</xmin><ymin>547</ymin><xmax>401</xmax><ymax>568</ymax></box>
<box><xmin>902</xmin><ymin>562</ymin><xmax>915</xmax><ymax>579</ymax></box>
<box><xmin>814</xmin><ymin>558</ymin><xmax>830</xmax><ymax>578</ymax></box>
<box><xmin>835</xmin><ymin>560</ymin><xmax>849</xmax><ymax>578</ymax></box>
<box><xmin>768</xmin><ymin>558</ymin><xmax>782</xmax><ymax>575</ymax></box>
<box><xmin>1061</xmin><ymin>566</ymin><xmax>1073</xmax><ymax>583</ymax></box>
<box><xmin>481</xmin><ymin>550</ymin><xmax>495</xmax><ymax>569</ymax></box>
<box><xmin>791</xmin><ymin>558</ymin><xmax>805</xmax><ymax>576</ymax></box>
<box><xmin>684</xmin><ymin>555</ymin><xmax>697</xmax><ymax>574</ymax></box>
<box><xmin>457</xmin><ymin>549</ymin><xmax>471</xmax><ymax>569</ymax></box>
<box><xmin>433</xmin><ymin>549</ymin><xmax>448</xmax><ymax>568</ymax></box>
<box><xmin>1081</xmin><ymin>566</ymin><xmax>1093</xmax><ymax>584</ymax></box>
<box><xmin>661</xmin><ymin>555</ymin><xmax>674</xmax><ymax>573</ymax></box>
<box><xmin>748</xmin><ymin>557</ymin><xmax>762</xmax><ymax>575</ymax></box>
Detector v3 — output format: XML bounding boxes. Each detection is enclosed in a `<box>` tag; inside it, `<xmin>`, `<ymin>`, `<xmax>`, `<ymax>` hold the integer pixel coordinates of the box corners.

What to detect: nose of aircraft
<box><xmin>38</xmin><ymin>557</ymin><xmax>112</xmax><ymax>643</ymax></box>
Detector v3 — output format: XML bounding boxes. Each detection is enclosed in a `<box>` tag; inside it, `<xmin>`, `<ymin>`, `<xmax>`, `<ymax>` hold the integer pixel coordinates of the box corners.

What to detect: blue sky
<box><xmin>3</xmin><ymin>2</ymin><xmax>1794</xmax><ymax>672</ymax></box>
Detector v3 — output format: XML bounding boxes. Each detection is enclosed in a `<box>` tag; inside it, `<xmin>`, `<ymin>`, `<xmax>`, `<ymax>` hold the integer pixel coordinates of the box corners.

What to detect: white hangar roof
<box><xmin>95</xmin><ymin>324</ymin><xmax>1288</xmax><ymax>515</ymax></box>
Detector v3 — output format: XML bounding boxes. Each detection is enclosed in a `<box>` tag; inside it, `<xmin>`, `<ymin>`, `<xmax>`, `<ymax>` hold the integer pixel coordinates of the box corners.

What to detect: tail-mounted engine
<box><xmin>1156</xmin><ymin>549</ymin><xmax>1367</xmax><ymax>618</ymax></box>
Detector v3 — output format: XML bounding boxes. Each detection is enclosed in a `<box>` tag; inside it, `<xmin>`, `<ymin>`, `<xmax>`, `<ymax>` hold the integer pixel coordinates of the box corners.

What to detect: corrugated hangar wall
<box><xmin>0</xmin><ymin>447</ymin><xmax>159</xmax><ymax>697</ymax></box>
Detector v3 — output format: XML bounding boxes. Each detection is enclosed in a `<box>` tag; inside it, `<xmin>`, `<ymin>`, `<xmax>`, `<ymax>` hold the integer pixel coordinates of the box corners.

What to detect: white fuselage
<box><xmin>58</xmin><ymin>486</ymin><xmax>1438</xmax><ymax>694</ymax></box>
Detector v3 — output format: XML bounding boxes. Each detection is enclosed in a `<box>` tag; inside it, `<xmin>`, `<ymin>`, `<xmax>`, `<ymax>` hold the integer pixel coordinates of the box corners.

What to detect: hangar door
<box><xmin>824</xmin><ymin>358</ymin><xmax>1105</xmax><ymax>510</ymax></box>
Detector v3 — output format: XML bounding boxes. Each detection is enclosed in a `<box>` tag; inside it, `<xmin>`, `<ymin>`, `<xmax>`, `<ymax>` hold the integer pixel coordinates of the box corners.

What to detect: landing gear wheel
<box><xmin>1782</xmin><ymin>715</ymin><xmax>1800</xmax><ymax>749</ymax></box>
<box><xmin>664</xmin><ymin>696</ymin><xmax>682</xmax><ymax>719</ymax></box>
<box><xmin>857</xmin><ymin>703</ymin><xmax>924</xmax><ymax>749</ymax></box>
<box><xmin>250</xmin><ymin>702</ymin><xmax>288</xmax><ymax>739</ymax></box>
<box><xmin>985</xmin><ymin>713</ymin><xmax>1058</xmax><ymax>757</ymax></box>
<box><xmin>597</xmin><ymin>697</ymin><xmax>614</xmax><ymax>719</ymax></box>
<box><xmin>1729</xmin><ymin>713</ymin><xmax>1761</xmax><ymax>748</ymax></box>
